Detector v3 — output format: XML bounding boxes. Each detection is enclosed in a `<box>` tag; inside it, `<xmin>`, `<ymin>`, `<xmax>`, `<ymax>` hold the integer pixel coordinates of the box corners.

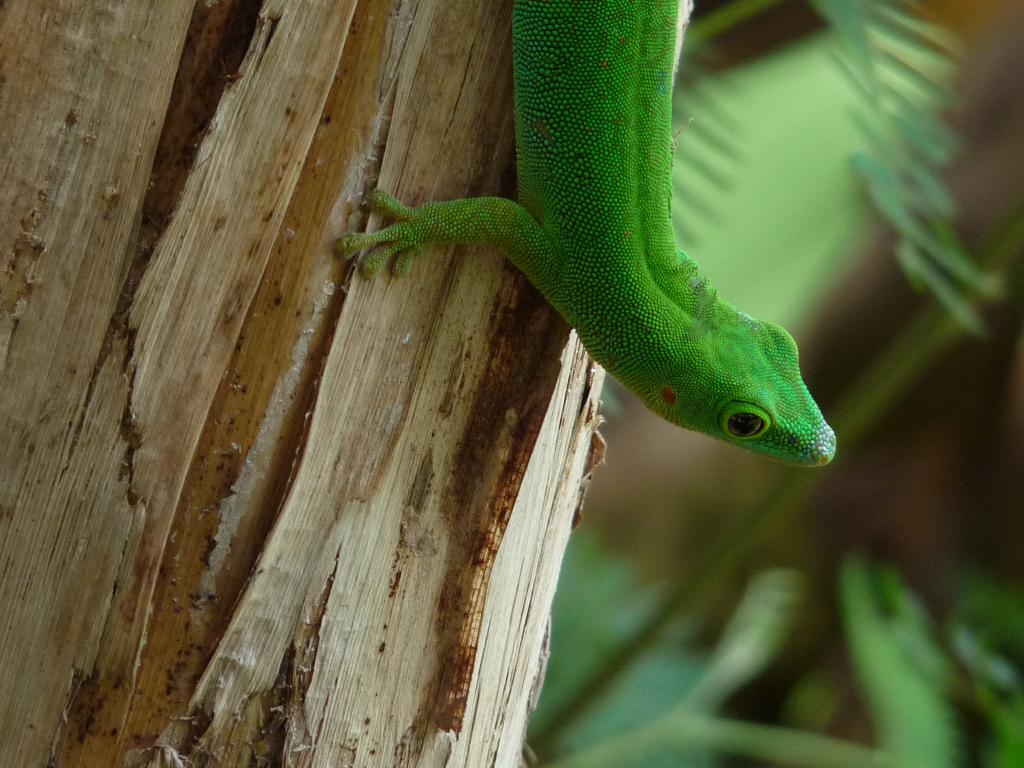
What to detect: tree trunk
<box><xmin>0</xmin><ymin>1</ymin><xmax>607</xmax><ymax>766</ymax></box>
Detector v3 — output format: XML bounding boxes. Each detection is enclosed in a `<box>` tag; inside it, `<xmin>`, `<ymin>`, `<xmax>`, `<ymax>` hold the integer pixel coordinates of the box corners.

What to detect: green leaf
<box><xmin>952</xmin><ymin>627</ymin><xmax>1020</xmax><ymax>694</ymax></box>
<box><xmin>903</xmin><ymin>151</ymin><xmax>956</xmax><ymax>218</ymax></box>
<box><xmin>986</xmin><ymin>698</ymin><xmax>1024</xmax><ymax>768</ymax></box>
<box><xmin>876</xmin><ymin>48</ymin><xmax>954</xmax><ymax>108</ymax></box>
<box><xmin>888</xmin><ymin>92</ymin><xmax>960</xmax><ymax>164</ymax></box>
<box><xmin>530</xmin><ymin>533</ymin><xmax>707</xmax><ymax>758</ymax></box>
<box><xmin>895</xmin><ymin>242</ymin><xmax>984</xmax><ymax>334</ymax></box>
<box><xmin>870</xmin><ymin>4</ymin><xmax>958</xmax><ymax>65</ymax></box>
<box><xmin>540</xmin><ymin>570</ymin><xmax>800</xmax><ymax>768</ymax></box>
<box><xmin>840</xmin><ymin>558</ymin><xmax>962</xmax><ymax>768</ymax></box>
<box><xmin>674</xmin><ymin>34</ymin><xmax>872</xmax><ymax>326</ymax></box>
<box><xmin>953</xmin><ymin>570</ymin><xmax>1024</xmax><ymax>661</ymax></box>
<box><xmin>683</xmin><ymin>569</ymin><xmax>801</xmax><ymax>712</ymax></box>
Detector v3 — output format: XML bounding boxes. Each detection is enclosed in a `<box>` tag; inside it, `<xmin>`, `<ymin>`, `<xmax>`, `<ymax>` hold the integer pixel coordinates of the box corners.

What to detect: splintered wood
<box><xmin>0</xmin><ymin>0</ymin><xmax>612</xmax><ymax>767</ymax></box>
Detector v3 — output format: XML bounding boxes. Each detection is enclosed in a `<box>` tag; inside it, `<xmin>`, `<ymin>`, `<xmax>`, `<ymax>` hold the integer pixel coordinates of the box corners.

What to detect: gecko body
<box><xmin>339</xmin><ymin>0</ymin><xmax>835</xmax><ymax>465</ymax></box>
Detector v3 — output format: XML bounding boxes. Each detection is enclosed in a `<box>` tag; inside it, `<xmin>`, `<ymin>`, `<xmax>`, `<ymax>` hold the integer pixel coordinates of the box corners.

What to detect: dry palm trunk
<box><xmin>0</xmin><ymin>0</ymin><xmax>619</xmax><ymax>765</ymax></box>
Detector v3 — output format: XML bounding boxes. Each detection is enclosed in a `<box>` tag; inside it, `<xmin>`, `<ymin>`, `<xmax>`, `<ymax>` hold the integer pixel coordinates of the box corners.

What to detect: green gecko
<box><xmin>338</xmin><ymin>0</ymin><xmax>835</xmax><ymax>466</ymax></box>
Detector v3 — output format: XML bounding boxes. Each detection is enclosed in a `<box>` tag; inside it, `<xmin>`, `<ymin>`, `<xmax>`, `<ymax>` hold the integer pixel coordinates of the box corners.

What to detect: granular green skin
<box><xmin>339</xmin><ymin>0</ymin><xmax>835</xmax><ymax>465</ymax></box>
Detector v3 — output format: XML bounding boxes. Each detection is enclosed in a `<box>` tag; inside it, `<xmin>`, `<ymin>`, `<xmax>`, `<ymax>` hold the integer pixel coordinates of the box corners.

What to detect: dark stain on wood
<box><xmin>428</xmin><ymin>269</ymin><xmax>570</xmax><ymax>733</ymax></box>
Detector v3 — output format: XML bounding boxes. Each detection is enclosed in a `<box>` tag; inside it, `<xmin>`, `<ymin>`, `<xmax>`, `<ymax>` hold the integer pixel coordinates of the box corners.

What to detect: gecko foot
<box><xmin>336</xmin><ymin>190</ymin><xmax>427</xmax><ymax>277</ymax></box>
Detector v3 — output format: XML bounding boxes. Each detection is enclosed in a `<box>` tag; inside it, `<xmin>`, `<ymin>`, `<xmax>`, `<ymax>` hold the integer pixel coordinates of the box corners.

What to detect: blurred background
<box><xmin>527</xmin><ymin>0</ymin><xmax>1024</xmax><ymax>765</ymax></box>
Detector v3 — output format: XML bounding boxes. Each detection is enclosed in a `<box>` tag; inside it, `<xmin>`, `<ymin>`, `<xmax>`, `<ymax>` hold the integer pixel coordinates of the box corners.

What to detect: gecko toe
<box><xmin>360</xmin><ymin>241</ymin><xmax>407</xmax><ymax>278</ymax></box>
<box><xmin>336</xmin><ymin>233</ymin><xmax>375</xmax><ymax>259</ymax></box>
<box><xmin>392</xmin><ymin>246</ymin><xmax>424</xmax><ymax>276</ymax></box>
<box><xmin>370</xmin><ymin>190</ymin><xmax>414</xmax><ymax>221</ymax></box>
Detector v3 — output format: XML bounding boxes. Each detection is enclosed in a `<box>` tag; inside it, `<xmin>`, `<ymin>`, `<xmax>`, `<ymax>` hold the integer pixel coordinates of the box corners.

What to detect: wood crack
<box><xmin>247</xmin><ymin>12</ymin><xmax>282</xmax><ymax>77</ymax></box>
<box><xmin>64</xmin><ymin>0</ymin><xmax>267</xmax><ymax>481</ymax></box>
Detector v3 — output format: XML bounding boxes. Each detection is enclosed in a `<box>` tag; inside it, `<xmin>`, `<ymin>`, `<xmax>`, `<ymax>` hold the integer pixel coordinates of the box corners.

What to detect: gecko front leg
<box><xmin>337</xmin><ymin>191</ymin><xmax>561</xmax><ymax>296</ymax></box>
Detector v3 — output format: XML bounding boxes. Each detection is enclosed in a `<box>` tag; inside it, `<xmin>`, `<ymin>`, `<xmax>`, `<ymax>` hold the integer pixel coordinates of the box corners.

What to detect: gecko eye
<box><xmin>728</xmin><ymin>412</ymin><xmax>765</xmax><ymax>437</ymax></box>
<box><xmin>720</xmin><ymin>403</ymin><xmax>770</xmax><ymax>439</ymax></box>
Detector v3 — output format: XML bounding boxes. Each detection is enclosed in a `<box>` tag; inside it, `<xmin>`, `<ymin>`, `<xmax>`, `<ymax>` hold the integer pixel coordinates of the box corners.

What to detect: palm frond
<box><xmin>814</xmin><ymin>0</ymin><xmax>997</xmax><ymax>332</ymax></box>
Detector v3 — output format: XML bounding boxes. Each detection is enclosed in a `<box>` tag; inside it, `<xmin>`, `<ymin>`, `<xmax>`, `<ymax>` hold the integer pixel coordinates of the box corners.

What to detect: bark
<box><xmin>0</xmin><ymin>1</ymin><xmax>606</xmax><ymax>766</ymax></box>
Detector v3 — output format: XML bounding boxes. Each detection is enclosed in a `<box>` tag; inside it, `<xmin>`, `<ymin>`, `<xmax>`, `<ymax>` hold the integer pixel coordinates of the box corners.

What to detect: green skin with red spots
<box><xmin>339</xmin><ymin>0</ymin><xmax>835</xmax><ymax>465</ymax></box>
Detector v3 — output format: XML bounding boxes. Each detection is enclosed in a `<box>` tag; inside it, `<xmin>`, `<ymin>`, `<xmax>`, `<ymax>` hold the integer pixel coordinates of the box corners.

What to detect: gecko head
<box><xmin>649</xmin><ymin>311</ymin><xmax>835</xmax><ymax>466</ymax></box>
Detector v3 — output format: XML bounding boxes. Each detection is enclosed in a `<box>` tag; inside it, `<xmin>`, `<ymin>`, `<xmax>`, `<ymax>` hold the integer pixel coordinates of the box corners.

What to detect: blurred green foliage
<box><xmin>813</xmin><ymin>0</ymin><xmax>997</xmax><ymax>331</ymax></box>
<box><xmin>530</xmin><ymin>535</ymin><xmax>707</xmax><ymax>755</ymax></box>
<box><xmin>531</xmin><ymin>538</ymin><xmax>1024</xmax><ymax>767</ymax></box>
<box><xmin>674</xmin><ymin>33</ymin><xmax>868</xmax><ymax>327</ymax></box>
<box><xmin>674</xmin><ymin>0</ymin><xmax>994</xmax><ymax>330</ymax></box>
<box><xmin>840</xmin><ymin>560</ymin><xmax>959</xmax><ymax>768</ymax></box>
